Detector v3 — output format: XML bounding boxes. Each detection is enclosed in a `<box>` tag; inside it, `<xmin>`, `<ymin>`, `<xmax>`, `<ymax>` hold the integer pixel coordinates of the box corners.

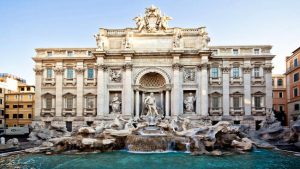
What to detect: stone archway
<box><xmin>134</xmin><ymin>68</ymin><xmax>171</xmax><ymax>118</ymax></box>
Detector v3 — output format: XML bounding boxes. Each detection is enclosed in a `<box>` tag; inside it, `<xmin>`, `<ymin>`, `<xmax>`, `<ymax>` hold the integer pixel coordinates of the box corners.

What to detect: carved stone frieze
<box><xmin>172</xmin><ymin>63</ymin><xmax>183</xmax><ymax>70</ymax></box>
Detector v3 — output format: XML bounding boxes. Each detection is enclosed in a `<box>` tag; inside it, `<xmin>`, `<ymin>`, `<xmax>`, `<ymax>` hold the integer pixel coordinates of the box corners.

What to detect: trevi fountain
<box><xmin>1</xmin><ymin>5</ymin><xmax>300</xmax><ymax>169</ymax></box>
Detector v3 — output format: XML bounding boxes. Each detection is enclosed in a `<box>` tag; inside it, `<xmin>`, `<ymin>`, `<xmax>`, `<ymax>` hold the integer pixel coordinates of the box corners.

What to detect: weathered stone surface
<box><xmin>78</xmin><ymin>127</ymin><xmax>96</xmax><ymax>134</ymax></box>
<box><xmin>6</xmin><ymin>138</ymin><xmax>19</xmax><ymax>146</ymax></box>
<box><xmin>231</xmin><ymin>138</ymin><xmax>253</xmax><ymax>151</ymax></box>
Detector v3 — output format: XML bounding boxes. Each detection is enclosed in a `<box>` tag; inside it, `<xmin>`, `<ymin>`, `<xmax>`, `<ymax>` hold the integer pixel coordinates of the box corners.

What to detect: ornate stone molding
<box><xmin>242</xmin><ymin>67</ymin><xmax>252</xmax><ymax>74</ymax></box>
<box><xmin>123</xmin><ymin>63</ymin><xmax>133</xmax><ymax>70</ymax></box>
<box><xmin>172</xmin><ymin>63</ymin><xmax>183</xmax><ymax>70</ymax></box>
<box><xmin>221</xmin><ymin>67</ymin><xmax>231</xmax><ymax>74</ymax></box>
<box><xmin>53</xmin><ymin>67</ymin><xmax>64</xmax><ymax>75</ymax></box>
<box><xmin>263</xmin><ymin>66</ymin><xmax>273</xmax><ymax>73</ymax></box>
<box><xmin>33</xmin><ymin>68</ymin><xmax>43</xmax><ymax>75</ymax></box>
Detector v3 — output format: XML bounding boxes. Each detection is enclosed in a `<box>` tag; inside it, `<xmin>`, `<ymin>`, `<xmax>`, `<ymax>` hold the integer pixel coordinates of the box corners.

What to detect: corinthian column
<box><xmin>123</xmin><ymin>63</ymin><xmax>133</xmax><ymax>116</ymax></box>
<box><xmin>34</xmin><ymin>67</ymin><xmax>43</xmax><ymax>118</ymax></box>
<box><xmin>222</xmin><ymin>66</ymin><xmax>230</xmax><ymax>116</ymax></box>
<box><xmin>135</xmin><ymin>90</ymin><xmax>140</xmax><ymax>117</ymax></box>
<box><xmin>243</xmin><ymin>66</ymin><xmax>252</xmax><ymax>116</ymax></box>
<box><xmin>264</xmin><ymin>65</ymin><xmax>273</xmax><ymax>112</ymax></box>
<box><xmin>200</xmin><ymin>63</ymin><xmax>208</xmax><ymax>116</ymax></box>
<box><xmin>96</xmin><ymin>64</ymin><xmax>107</xmax><ymax>117</ymax></box>
<box><xmin>75</xmin><ymin>65</ymin><xmax>84</xmax><ymax>117</ymax></box>
<box><xmin>54</xmin><ymin>64</ymin><xmax>64</xmax><ymax>117</ymax></box>
<box><xmin>172</xmin><ymin>63</ymin><xmax>182</xmax><ymax>116</ymax></box>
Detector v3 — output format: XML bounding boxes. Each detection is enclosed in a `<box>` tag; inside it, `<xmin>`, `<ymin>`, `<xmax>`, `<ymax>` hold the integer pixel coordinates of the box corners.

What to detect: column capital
<box><xmin>172</xmin><ymin>63</ymin><xmax>183</xmax><ymax>70</ymax></box>
<box><xmin>96</xmin><ymin>64</ymin><xmax>108</xmax><ymax>71</ymax></box>
<box><xmin>242</xmin><ymin>66</ymin><xmax>252</xmax><ymax>74</ymax></box>
<box><xmin>75</xmin><ymin>67</ymin><xmax>85</xmax><ymax>74</ymax></box>
<box><xmin>33</xmin><ymin>68</ymin><xmax>43</xmax><ymax>75</ymax></box>
<box><xmin>221</xmin><ymin>67</ymin><xmax>231</xmax><ymax>74</ymax></box>
<box><xmin>197</xmin><ymin>63</ymin><xmax>208</xmax><ymax>70</ymax></box>
<box><xmin>123</xmin><ymin>63</ymin><xmax>133</xmax><ymax>70</ymax></box>
<box><xmin>263</xmin><ymin>66</ymin><xmax>273</xmax><ymax>73</ymax></box>
<box><xmin>53</xmin><ymin>67</ymin><xmax>64</xmax><ymax>74</ymax></box>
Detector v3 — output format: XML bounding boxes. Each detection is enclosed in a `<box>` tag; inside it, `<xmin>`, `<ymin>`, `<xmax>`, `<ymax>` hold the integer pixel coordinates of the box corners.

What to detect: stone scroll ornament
<box><xmin>133</xmin><ymin>5</ymin><xmax>172</xmax><ymax>33</ymax></box>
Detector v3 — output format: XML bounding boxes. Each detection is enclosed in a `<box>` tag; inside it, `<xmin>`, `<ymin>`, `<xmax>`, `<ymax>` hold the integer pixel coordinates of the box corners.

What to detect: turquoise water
<box><xmin>2</xmin><ymin>149</ymin><xmax>300</xmax><ymax>169</ymax></box>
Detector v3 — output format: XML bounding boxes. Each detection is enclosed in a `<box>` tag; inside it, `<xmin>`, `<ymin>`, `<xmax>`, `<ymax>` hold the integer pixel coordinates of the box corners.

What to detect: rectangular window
<box><xmin>212</xmin><ymin>97</ymin><xmax>219</xmax><ymax>108</ymax></box>
<box><xmin>233</xmin><ymin>49</ymin><xmax>239</xmax><ymax>55</ymax></box>
<box><xmin>46</xmin><ymin>97</ymin><xmax>52</xmax><ymax>109</ymax></box>
<box><xmin>5</xmin><ymin>105</ymin><xmax>9</xmax><ymax>109</ymax></box>
<box><xmin>20</xmin><ymin>87</ymin><xmax>24</xmax><ymax>91</ymax></box>
<box><xmin>294</xmin><ymin>88</ymin><xmax>298</xmax><ymax>97</ymax></box>
<box><xmin>87</xmin><ymin>68</ymin><xmax>94</xmax><ymax>79</ymax></box>
<box><xmin>66</xmin><ymin>97</ymin><xmax>73</xmax><ymax>109</ymax></box>
<box><xmin>233</xmin><ymin>97</ymin><xmax>240</xmax><ymax>109</ymax></box>
<box><xmin>28</xmin><ymin>114</ymin><xmax>32</xmax><ymax>118</ymax></box>
<box><xmin>13</xmin><ymin>114</ymin><xmax>17</xmax><ymax>119</ymax></box>
<box><xmin>254</xmin><ymin>97</ymin><xmax>261</xmax><ymax>108</ymax></box>
<box><xmin>254</xmin><ymin>67</ymin><xmax>260</xmax><ymax>77</ymax></box>
<box><xmin>13</xmin><ymin>105</ymin><xmax>18</xmax><ymax>108</ymax></box>
<box><xmin>0</xmin><ymin>99</ymin><xmax>2</xmax><ymax>105</ymax></box>
<box><xmin>67</xmin><ymin>68</ymin><xmax>74</xmax><ymax>79</ymax></box>
<box><xmin>18</xmin><ymin>114</ymin><xmax>23</xmax><ymax>119</ymax></box>
<box><xmin>28</xmin><ymin>94</ymin><xmax>32</xmax><ymax>100</ymax></box>
<box><xmin>27</xmin><ymin>105</ymin><xmax>32</xmax><ymax>108</ymax></box>
<box><xmin>67</xmin><ymin>51</ymin><xmax>73</xmax><ymax>56</ymax></box>
<box><xmin>211</xmin><ymin>68</ymin><xmax>218</xmax><ymax>78</ymax></box>
<box><xmin>0</xmin><ymin>88</ymin><xmax>2</xmax><ymax>93</ymax></box>
<box><xmin>294</xmin><ymin>58</ymin><xmax>298</xmax><ymax>67</ymax></box>
<box><xmin>294</xmin><ymin>73</ymin><xmax>299</xmax><ymax>82</ymax></box>
<box><xmin>254</xmin><ymin>49</ymin><xmax>260</xmax><ymax>55</ymax></box>
<box><xmin>295</xmin><ymin>104</ymin><xmax>300</xmax><ymax>111</ymax></box>
<box><xmin>46</xmin><ymin>68</ymin><xmax>52</xmax><ymax>78</ymax></box>
<box><xmin>27</xmin><ymin>87</ymin><xmax>30</xmax><ymax>91</ymax></box>
<box><xmin>15</xmin><ymin>95</ymin><xmax>18</xmax><ymax>99</ymax></box>
<box><xmin>279</xmin><ymin>92</ymin><xmax>283</xmax><ymax>98</ymax></box>
<box><xmin>18</xmin><ymin>105</ymin><xmax>24</xmax><ymax>108</ymax></box>
<box><xmin>47</xmin><ymin>51</ymin><xmax>53</xmax><ymax>57</ymax></box>
<box><xmin>5</xmin><ymin>114</ymin><xmax>9</xmax><ymax>119</ymax></box>
<box><xmin>232</xmin><ymin>67</ymin><xmax>239</xmax><ymax>78</ymax></box>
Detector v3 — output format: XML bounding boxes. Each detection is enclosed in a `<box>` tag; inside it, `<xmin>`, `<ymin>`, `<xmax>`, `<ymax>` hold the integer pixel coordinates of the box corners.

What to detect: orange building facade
<box><xmin>286</xmin><ymin>47</ymin><xmax>300</xmax><ymax>125</ymax></box>
<box><xmin>272</xmin><ymin>74</ymin><xmax>287</xmax><ymax>125</ymax></box>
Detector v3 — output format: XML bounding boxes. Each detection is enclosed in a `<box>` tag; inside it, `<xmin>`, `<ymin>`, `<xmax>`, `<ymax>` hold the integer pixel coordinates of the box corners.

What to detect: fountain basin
<box><xmin>126</xmin><ymin>134</ymin><xmax>172</xmax><ymax>152</ymax></box>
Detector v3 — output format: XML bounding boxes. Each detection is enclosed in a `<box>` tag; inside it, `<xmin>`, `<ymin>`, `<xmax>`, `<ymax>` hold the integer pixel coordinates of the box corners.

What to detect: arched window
<box><xmin>277</xmin><ymin>79</ymin><xmax>283</xmax><ymax>86</ymax></box>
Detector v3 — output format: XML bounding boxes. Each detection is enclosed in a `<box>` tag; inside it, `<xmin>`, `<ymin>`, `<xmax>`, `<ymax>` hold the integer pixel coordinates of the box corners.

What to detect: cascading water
<box><xmin>185</xmin><ymin>142</ymin><xmax>191</xmax><ymax>153</ymax></box>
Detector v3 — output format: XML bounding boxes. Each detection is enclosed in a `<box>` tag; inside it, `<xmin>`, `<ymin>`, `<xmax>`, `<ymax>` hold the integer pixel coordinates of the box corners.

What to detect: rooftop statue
<box><xmin>133</xmin><ymin>5</ymin><xmax>172</xmax><ymax>33</ymax></box>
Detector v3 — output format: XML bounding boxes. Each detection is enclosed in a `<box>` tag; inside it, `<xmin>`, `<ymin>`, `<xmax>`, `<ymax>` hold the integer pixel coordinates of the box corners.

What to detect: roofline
<box><xmin>209</xmin><ymin>45</ymin><xmax>272</xmax><ymax>48</ymax></box>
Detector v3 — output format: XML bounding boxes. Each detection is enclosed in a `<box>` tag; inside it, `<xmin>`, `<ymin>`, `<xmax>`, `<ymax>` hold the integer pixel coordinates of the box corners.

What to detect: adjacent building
<box><xmin>0</xmin><ymin>73</ymin><xmax>26</xmax><ymax>133</ymax></box>
<box><xmin>286</xmin><ymin>47</ymin><xmax>300</xmax><ymax>125</ymax></box>
<box><xmin>33</xmin><ymin>5</ymin><xmax>274</xmax><ymax>131</ymax></box>
<box><xmin>272</xmin><ymin>74</ymin><xmax>287</xmax><ymax>125</ymax></box>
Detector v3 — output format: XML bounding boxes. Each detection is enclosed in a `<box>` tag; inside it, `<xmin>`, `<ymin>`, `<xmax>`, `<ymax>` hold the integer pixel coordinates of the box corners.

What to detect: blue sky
<box><xmin>0</xmin><ymin>0</ymin><xmax>299</xmax><ymax>85</ymax></box>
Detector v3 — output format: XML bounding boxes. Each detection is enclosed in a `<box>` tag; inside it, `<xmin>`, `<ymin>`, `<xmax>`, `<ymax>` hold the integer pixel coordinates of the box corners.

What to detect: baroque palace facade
<box><xmin>33</xmin><ymin>6</ymin><xmax>274</xmax><ymax>131</ymax></box>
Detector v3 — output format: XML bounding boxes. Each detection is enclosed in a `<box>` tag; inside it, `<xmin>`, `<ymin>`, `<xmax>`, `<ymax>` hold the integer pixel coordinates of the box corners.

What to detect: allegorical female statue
<box><xmin>110</xmin><ymin>94</ymin><xmax>121</xmax><ymax>114</ymax></box>
<box><xmin>184</xmin><ymin>93</ymin><xmax>196</xmax><ymax>112</ymax></box>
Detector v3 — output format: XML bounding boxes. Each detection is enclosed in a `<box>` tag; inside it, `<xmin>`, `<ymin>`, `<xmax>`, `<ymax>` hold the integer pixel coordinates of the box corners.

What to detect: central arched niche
<box><xmin>139</xmin><ymin>72</ymin><xmax>166</xmax><ymax>88</ymax></box>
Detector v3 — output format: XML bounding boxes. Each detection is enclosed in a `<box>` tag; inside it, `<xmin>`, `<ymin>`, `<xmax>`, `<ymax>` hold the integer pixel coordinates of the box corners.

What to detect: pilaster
<box><xmin>54</xmin><ymin>63</ymin><xmax>64</xmax><ymax>117</ymax></box>
<box><xmin>33</xmin><ymin>67</ymin><xmax>43</xmax><ymax>118</ymax></box>
<box><xmin>243</xmin><ymin>66</ymin><xmax>252</xmax><ymax>116</ymax></box>
<box><xmin>222</xmin><ymin>66</ymin><xmax>230</xmax><ymax>116</ymax></box>
<box><xmin>75</xmin><ymin>63</ymin><xmax>84</xmax><ymax>117</ymax></box>
<box><xmin>264</xmin><ymin>65</ymin><xmax>273</xmax><ymax>111</ymax></box>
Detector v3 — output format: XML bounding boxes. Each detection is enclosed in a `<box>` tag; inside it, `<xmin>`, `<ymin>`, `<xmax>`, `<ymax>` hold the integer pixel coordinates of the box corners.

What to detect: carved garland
<box><xmin>221</xmin><ymin>67</ymin><xmax>231</xmax><ymax>74</ymax></box>
<box><xmin>53</xmin><ymin>67</ymin><xmax>64</xmax><ymax>75</ymax></box>
<box><xmin>172</xmin><ymin>63</ymin><xmax>183</xmax><ymax>70</ymax></box>
<box><xmin>242</xmin><ymin>67</ymin><xmax>252</xmax><ymax>74</ymax></box>
<box><xmin>263</xmin><ymin>66</ymin><xmax>273</xmax><ymax>73</ymax></box>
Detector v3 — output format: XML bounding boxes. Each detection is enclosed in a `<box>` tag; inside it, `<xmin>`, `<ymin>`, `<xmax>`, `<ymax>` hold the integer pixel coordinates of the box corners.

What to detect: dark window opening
<box><xmin>256</xmin><ymin>120</ymin><xmax>262</xmax><ymax>130</ymax></box>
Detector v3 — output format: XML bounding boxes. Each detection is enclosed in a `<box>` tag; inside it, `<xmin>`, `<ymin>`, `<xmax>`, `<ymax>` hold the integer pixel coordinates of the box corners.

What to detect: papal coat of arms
<box><xmin>133</xmin><ymin>5</ymin><xmax>172</xmax><ymax>32</ymax></box>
